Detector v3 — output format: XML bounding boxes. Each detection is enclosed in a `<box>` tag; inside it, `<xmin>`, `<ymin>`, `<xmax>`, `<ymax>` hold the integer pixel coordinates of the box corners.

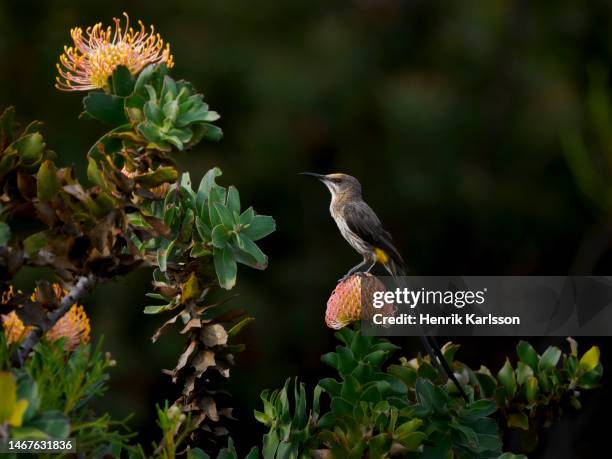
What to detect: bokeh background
<box><xmin>2</xmin><ymin>1</ymin><xmax>612</xmax><ymax>457</ymax></box>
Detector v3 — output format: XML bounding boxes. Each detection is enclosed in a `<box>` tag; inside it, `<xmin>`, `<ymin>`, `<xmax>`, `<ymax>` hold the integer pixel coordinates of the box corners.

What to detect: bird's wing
<box><xmin>343</xmin><ymin>201</ymin><xmax>406</xmax><ymax>268</ymax></box>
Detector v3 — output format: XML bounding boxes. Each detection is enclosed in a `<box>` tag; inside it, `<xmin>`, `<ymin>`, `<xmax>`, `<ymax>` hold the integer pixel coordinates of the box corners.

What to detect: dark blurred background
<box><xmin>2</xmin><ymin>1</ymin><xmax>612</xmax><ymax>457</ymax></box>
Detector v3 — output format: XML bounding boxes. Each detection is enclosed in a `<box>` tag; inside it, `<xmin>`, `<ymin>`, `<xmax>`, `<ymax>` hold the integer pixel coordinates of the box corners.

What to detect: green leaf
<box><xmin>321</xmin><ymin>351</ymin><xmax>339</xmax><ymax>369</ymax></box>
<box><xmin>36</xmin><ymin>160</ymin><xmax>60</xmax><ymax>201</ymax></box>
<box><xmin>262</xmin><ymin>428</ymin><xmax>280</xmax><ymax>459</ymax></box>
<box><xmin>227</xmin><ymin>317</ymin><xmax>254</xmax><ymax>338</ymax></box>
<box><xmin>497</xmin><ymin>359</ymin><xmax>517</xmax><ymax>400</ymax></box>
<box><xmin>9</xmin><ymin>427</ymin><xmax>50</xmax><ymax>440</ymax></box>
<box><xmin>244</xmin><ymin>447</ymin><xmax>259</xmax><ymax>459</ymax></box>
<box><xmin>16</xmin><ymin>374</ymin><xmax>39</xmax><ymax>422</ymax></box>
<box><xmin>516</xmin><ymin>341</ymin><xmax>539</xmax><ymax>370</ymax></box>
<box><xmin>226</xmin><ymin>186</ymin><xmax>241</xmax><ymax>215</ymax></box>
<box><xmin>187</xmin><ymin>447</ymin><xmax>210</xmax><ymax>459</ymax></box>
<box><xmin>214</xmin><ymin>247</ymin><xmax>237</xmax><ymax>290</ymax></box>
<box><xmin>14</xmin><ymin>133</ymin><xmax>45</xmax><ymax>164</ymax></box>
<box><xmin>525</xmin><ymin>376</ymin><xmax>539</xmax><ymax>404</ymax></box>
<box><xmin>143</xmin><ymin>303</ymin><xmax>176</xmax><ymax>314</ymax></box>
<box><xmin>138</xmin><ymin>121</ymin><xmax>166</xmax><ymax>148</ymax></box>
<box><xmin>195</xmin><ymin>220</ymin><xmax>212</xmax><ymax>245</ymax></box>
<box><xmin>82</xmin><ymin>92</ymin><xmax>128</xmax><ymax>126</ymax></box>
<box><xmin>441</xmin><ymin>342</ymin><xmax>461</xmax><ymax>364</ymax></box>
<box><xmin>387</xmin><ymin>364</ymin><xmax>417</xmax><ymax>388</ymax></box>
<box><xmin>0</xmin><ymin>222</ymin><xmax>10</xmax><ymax>247</ymax></box>
<box><xmin>109</xmin><ymin>65</ymin><xmax>135</xmax><ymax>97</ymax></box>
<box><xmin>236</xmin><ymin>236</ymin><xmax>268</xmax><ymax>268</ymax></box>
<box><xmin>577</xmin><ymin>362</ymin><xmax>603</xmax><ymax>389</ymax></box>
<box><xmin>539</xmin><ymin>346</ymin><xmax>561</xmax><ymax>372</ymax></box>
<box><xmin>240</xmin><ymin>207</ymin><xmax>255</xmax><ymax>225</ymax></box>
<box><xmin>202</xmin><ymin>123</ymin><xmax>223</xmax><ymax>141</ymax></box>
<box><xmin>415</xmin><ymin>378</ymin><xmax>446</xmax><ymax>413</ymax></box>
<box><xmin>515</xmin><ymin>362</ymin><xmax>534</xmax><ymax>386</ymax></box>
<box><xmin>318</xmin><ymin>378</ymin><xmax>342</xmax><ymax>397</ymax></box>
<box><xmin>137</xmin><ymin>166</ymin><xmax>178</xmax><ymax>188</ymax></box>
<box><xmin>254</xmin><ymin>409</ymin><xmax>271</xmax><ymax>426</ymax></box>
<box><xmin>231</xmin><ymin>245</ymin><xmax>266</xmax><ymax>270</ymax></box>
<box><xmin>87</xmin><ymin>157</ymin><xmax>109</xmax><ymax>191</ymax></box>
<box><xmin>460</xmin><ymin>399</ymin><xmax>497</xmax><ymax>421</ymax></box>
<box><xmin>243</xmin><ymin>214</ymin><xmax>276</xmax><ymax>241</ymax></box>
<box><xmin>214</xmin><ymin>203</ymin><xmax>236</xmax><ymax>228</ymax></box>
<box><xmin>196</xmin><ymin>167</ymin><xmax>222</xmax><ymax>215</ymax></box>
<box><xmin>578</xmin><ymin>346</ymin><xmax>600</xmax><ymax>373</ymax></box>
<box><xmin>476</xmin><ymin>368</ymin><xmax>497</xmax><ymax>398</ymax></box>
<box><xmin>395</xmin><ymin>418</ymin><xmax>422</xmax><ymax>438</ymax></box>
<box><xmin>498</xmin><ymin>454</ymin><xmax>528</xmax><ymax>459</ymax></box>
<box><xmin>452</xmin><ymin>423</ymin><xmax>479</xmax><ymax>450</ymax></box>
<box><xmin>23</xmin><ymin>231</ymin><xmax>49</xmax><ymax>257</ymax></box>
<box><xmin>29</xmin><ymin>410</ymin><xmax>70</xmax><ymax>437</ymax></box>
<box><xmin>507</xmin><ymin>412</ymin><xmax>529</xmax><ymax>430</ymax></box>
<box><xmin>212</xmin><ymin>224</ymin><xmax>232</xmax><ymax>248</ymax></box>
<box><xmin>157</xmin><ymin>239</ymin><xmax>175</xmax><ymax>272</ymax></box>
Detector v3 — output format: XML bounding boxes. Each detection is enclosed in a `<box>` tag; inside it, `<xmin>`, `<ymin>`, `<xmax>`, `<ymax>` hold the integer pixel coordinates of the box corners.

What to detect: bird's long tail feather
<box><xmin>385</xmin><ymin>260</ymin><xmax>469</xmax><ymax>402</ymax></box>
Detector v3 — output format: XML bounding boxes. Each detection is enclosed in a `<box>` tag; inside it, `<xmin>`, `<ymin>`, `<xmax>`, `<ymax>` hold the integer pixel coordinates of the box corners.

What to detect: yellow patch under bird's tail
<box><xmin>374</xmin><ymin>247</ymin><xmax>389</xmax><ymax>264</ymax></box>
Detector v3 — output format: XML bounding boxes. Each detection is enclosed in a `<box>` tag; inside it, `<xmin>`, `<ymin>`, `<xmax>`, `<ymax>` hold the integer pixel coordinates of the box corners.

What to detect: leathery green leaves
<box><xmin>126</xmin><ymin>64</ymin><xmax>222</xmax><ymax>151</ymax></box>
<box><xmin>151</xmin><ymin>167</ymin><xmax>274</xmax><ymax>300</ymax></box>
<box><xmin>195</xmin><ymin>168</ymin><xmax>275</xmax><ymax>289</ymax></box>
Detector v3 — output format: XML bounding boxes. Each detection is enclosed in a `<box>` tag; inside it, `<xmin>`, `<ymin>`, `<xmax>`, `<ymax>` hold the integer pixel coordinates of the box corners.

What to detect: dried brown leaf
<box><xmin>175</xmin><ymin>340</ymin><xmax>197</xmax><ymax>373</ymax></box>
<box><xmin>200</xmin><ymin>324</ymin><xmax>228</xmax><ymax>347</ymax></box>
<box><xmin>152</xmin><ymin>312</ymin><xmax>181</xmax><ymax>343</ymax></box>
<box><xmin>214</xmin><ymin>365</ymin><xmax>230</xmax><ymax>378</ymax></box>
<box><xmin>199</xmin><ymin>396</ymin><xmax>219</xmax><ymax>422</ymax></box>
<box><xmin>180</xmin><ymin>317</ymin><xmax>201</xmax><ymax>334</ymax></box>
<box><xmin>182</xmin><ymin>373</ymin><xmax>196</xmax><ymax>397</ymax></box>
<box><xmin>219</xmin><ymin>407</ymin><xmax>236</xmax><ymax>420</ymax></box>
<box><xmin>193</xmin><ymin>350</ymin><xmax>216</xmax><ymax>377</ymax></box>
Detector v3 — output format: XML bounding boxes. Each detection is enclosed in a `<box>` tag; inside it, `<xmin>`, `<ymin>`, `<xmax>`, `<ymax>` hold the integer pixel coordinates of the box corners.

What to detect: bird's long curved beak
<box><xmin>299</xmin><ymin>172</ymin><xmax>326</xmax><ymax>180</ymax></box>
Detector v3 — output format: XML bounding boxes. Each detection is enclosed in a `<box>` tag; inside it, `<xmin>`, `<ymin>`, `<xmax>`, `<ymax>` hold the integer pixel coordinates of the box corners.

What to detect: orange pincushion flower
<box><xmin>1</xmin><ymin>284</ymin><xmax>90</xmax><ymax>351</ymax></box>
<box><xmin>1</xmin><ymin>311</ymin><xmax>32</xmax><ymax>345</ymax></box>
<box><xmin>46</xmin><ymin>304</ymin><xmax>91</xmax><ymax>351</ymax></box>
<box><xmin>1</xmin><ymin>287</ymin><xmax>31</xmax><ymax>344</ymax></box>
<box><xmin>325</xmin><ymin>273</ymin><xmax>395</xmax><ymax>329</ymax></box>
<box><xmin>56</xmin><ymin>12</ymin><xmax>174</xmax><ymax>91</ymax></box>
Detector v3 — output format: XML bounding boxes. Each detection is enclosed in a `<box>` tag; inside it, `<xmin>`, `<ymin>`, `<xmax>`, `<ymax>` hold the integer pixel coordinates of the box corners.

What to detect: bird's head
<box><xmin>300</xmin><ymin>172</ymin><xmax>362</xmax><ymax>198</ymax></box>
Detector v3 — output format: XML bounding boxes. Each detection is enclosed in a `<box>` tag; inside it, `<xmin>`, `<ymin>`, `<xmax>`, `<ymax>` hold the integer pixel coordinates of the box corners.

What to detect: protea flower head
<box><xmin>1</xmin><ymin>286</ymin><xmax>31</xmax><ymax>344</ymax></box>
<box><xmin>46</xmin><ymin>304</ymin><xmax>91</xmax><ymax>351</ymax></box>
<box><xmin>325</xmin><ymin>273</ymin><xmax>395</xmax><ymax>329</ymax></box>
<box><xmin>1</xmin><ymin>311</ymin><xmax>32</xmax><ymax>345</ymax></box>
<box><xmin>56</xmin><ymin>12</ymin><xmax>174</xmax><ymax>91</ymax></box>
<box><xmin>1</xmin><ymin>284</ymin><xmax>90</xmax><ymax>351</ymax></box>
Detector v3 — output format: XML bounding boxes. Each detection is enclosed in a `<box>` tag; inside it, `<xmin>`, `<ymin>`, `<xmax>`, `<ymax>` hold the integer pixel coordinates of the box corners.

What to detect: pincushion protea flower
<box><xmin>325</xmin><ymin>273</ymin><xmax>395</xmax><ymax>329</ymax></box>
<box><xmin>1</xmin><ymin>284</ymin><xmax>90</xmax><ymax>351</ymax></box>
<box><xmin>46</xmin><ymin>304</ymin><xmax>91</xmax><ymax>351</ymax></box>
<box><xmin>1</xmin><ymin>311</ymin><xmax>32</xmax><ymax>345</ymax></box>
<box><xmin>56</xmin><ymin>12</ymin><xmax>174</xmax><ymax>91</ymax></box>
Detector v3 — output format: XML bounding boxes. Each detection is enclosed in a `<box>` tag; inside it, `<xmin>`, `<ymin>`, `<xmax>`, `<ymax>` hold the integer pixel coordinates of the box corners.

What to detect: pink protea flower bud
<box><xmin>325</xmin><ymin>273</ymin><xmax>395</xmax><ymax>329</ymax></box>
